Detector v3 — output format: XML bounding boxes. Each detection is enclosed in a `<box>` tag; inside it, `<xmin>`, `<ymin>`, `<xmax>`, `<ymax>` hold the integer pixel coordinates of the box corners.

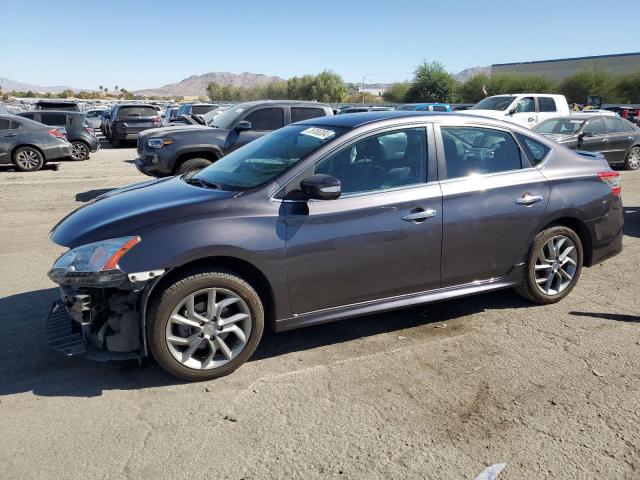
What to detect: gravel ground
<box><xmin>0</xmin><ymin>143</ymin><xmax>638</xmax><ymax>480</ymax></box>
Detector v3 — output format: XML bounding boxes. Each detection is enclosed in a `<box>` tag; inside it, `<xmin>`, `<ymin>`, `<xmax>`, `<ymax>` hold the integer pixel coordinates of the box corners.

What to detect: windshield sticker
<box><xmin>300</xmin><ymin>127</ymin><xmax>335</xmax><ymax>140</ymax></box>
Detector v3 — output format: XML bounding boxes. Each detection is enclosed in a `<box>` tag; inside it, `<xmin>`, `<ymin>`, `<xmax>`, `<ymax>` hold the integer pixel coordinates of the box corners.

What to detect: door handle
<box><xmin>515</xmin><ymin>194</ymin><xmax>543</xmax><ymax>206</ymax></box>
<box><xmin>402</xmin><ymin>208</ymin><xmax>437</xmax><ymax>222</ymax></box>
<box><xmin>3</xmin><ymin>134</ymin><xmax>17</xmax><ymax>138</ymax></box>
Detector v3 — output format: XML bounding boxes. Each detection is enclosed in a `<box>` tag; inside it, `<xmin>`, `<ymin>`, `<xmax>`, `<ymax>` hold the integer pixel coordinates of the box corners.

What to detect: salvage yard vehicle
<box><xmin>17</xmin><ymin>111</ymin><xmax>99</xmax><ymax>161</ymax></box>
<box><xmin>105</xmin><ymin>104</ymin><xmax>162</xmax><ymax>147</ymax></box>
<box><xmin>175</xmin><ymin>103</ymin><xmax>220</xmax><ymax>117</ymax></box>
<box><xmin>462</xmin><ymin>94</ymin><xmax>570</xmax><ymax>128</ymax></box>
<box><xmin>135</xmin><ymin>100</ymin><xmax>333</xmax><ymax>176</ymax></box>
<box><xmin>0</xmin><ymin>114</ymin><xmax>71</xmax><ymax>171</ymax></box>
<box><xmin>46</xmin><ymin>111</ymin><xmax>624</xmax><ymax>381</ymax></box>
<box><xmin>534</xmin><ymin>114</ymin><xmax>640</xmax><ymax>170</ymax></box>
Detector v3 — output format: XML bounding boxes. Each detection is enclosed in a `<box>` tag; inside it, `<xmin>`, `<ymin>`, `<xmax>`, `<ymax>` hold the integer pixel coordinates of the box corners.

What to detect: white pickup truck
<box><xmin>461</xmin><ymin>94</ymin><xmax>570</xmax><ymax>128</ymax></box>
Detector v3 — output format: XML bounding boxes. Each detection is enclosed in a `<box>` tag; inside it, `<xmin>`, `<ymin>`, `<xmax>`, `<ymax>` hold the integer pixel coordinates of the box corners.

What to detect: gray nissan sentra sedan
<box><xmin>46</xmin><ymin>112</ymin><xmax>624</xmax><ymax>381</ymax></box>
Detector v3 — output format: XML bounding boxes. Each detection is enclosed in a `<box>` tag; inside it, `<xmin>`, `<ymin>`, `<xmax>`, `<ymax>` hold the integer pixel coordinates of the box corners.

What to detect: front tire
<box><xmin>624</xmin><ymin>146</ymin><xmax>640</xmax><ymax>170</ymax></box>
<box><xmin>13</xmin><ymin>147</ymin><xmax>44</xmax><ymax>172</ymax></box>
<box><xmin>515</xmin><ymin>226</ymin><xmax>583</xmax><ymax>304</ymax></box>
<box><xmin>147</xmin><ymin>270</ymin><xmax>264</xmax><ymax>381</ymax></box>
<box><xmin>175</xmin><ymin>158</ymin><xmax>213</xmax><ymax>175</ymax></box>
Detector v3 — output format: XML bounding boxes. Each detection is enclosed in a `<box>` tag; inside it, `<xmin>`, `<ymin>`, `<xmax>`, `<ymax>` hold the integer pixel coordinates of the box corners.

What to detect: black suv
<box><xmin>35</xmin><ymin>100</ymin><xmax>80</xmax><ymax>111</ymax></box>
<box><xmin>104</xmin><ymin>104</ymin><xmax>162</xmax><ymax>147</ymax></box>
<box><xmin>18</xmin><ymin>111</ymin><xmax>99</xmax><ymax>160</ymax></box>
<box><xmin>136</xmin><ymin>100</ymin><xmax>333</xmax><ymax>176</ymax></box>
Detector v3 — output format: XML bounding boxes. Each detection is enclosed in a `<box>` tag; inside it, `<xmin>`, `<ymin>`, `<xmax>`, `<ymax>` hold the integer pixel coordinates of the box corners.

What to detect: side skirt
<box><xmin>274</xmin><ymin>276</ymin><xmax>518</xmax><ymax>332</ymax></box>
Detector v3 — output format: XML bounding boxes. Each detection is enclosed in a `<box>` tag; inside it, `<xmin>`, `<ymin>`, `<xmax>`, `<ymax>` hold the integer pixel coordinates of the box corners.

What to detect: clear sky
<box><xmin>2</xmin><ymin>0</ymin><xmax>639</xmax><ymax>90</ymax></box>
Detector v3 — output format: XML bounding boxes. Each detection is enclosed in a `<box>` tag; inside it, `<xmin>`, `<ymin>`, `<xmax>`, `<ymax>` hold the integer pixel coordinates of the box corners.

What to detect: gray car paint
<box><xmin>50</xmin><ymin>112</ymin><xmax>623</xmax><ymax>338</ymax></box>
<box><xmin>0</xmin><ymin>114</ymin><xmax>72</xmax><ymax>165</ymax></box>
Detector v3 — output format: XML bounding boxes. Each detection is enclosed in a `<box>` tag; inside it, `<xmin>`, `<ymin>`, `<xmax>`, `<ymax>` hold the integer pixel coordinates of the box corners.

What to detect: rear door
<box><xmin>437</xmin><ymin>124</ymin><xmax>550</xmax><ymax>286</ymax></box>
<box><xmin>229</xmin><ymin>107</ymin><xmax>285</xmax><ymax>152</ymax></box>
<box><xmin>536</xmin><ymin>97</ymin><xmax>558</xmax><ymax>124</ymax></box>
<box><xmin>0</xmin><ymin>118</ymin><xmax>14</xmax><ymax>163</ymax></box>
<box><xmin>604</xmin><ymin>117</ymin><xmax>635</xmax><ymax>163</ymax></box>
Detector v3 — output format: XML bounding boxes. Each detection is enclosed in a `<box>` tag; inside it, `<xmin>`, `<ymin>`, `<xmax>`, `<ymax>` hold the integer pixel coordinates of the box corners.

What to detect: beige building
<box><xmin>491</xmin><ymin>52</ymin><xmax>640</xmax><ymax>81</ymax></box>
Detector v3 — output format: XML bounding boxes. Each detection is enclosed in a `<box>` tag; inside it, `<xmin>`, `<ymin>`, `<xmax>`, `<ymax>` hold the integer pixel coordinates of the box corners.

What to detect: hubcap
<box><xmin>534</xmin><ymin>235</ymin><xmax>578</xmax><ymax>296</ymax></box>
<box><xmin>71</xmin><ymin>143</ymin><xmax>87</xmax><ymax>160</ymax></box>
<box><xmin>628</xmin><ymin>147</ymin><xmax>640</xmax><ymax>169</ymax></box>
<box><xmin>16</xmin><ymin>149</ymin><xmax>40</xmax><ymax>169</ymax></box>
<box><xmin>165</xmin><ymin>288</ymin><xmax>251</xmax><ymax>370</ymax></box>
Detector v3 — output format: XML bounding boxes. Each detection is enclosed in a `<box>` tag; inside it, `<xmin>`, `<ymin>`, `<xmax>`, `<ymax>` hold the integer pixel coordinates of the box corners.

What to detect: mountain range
<box><xmin>2</xmin><ymin>67</ymin><xmax>492</xmax><ymax>97</ymax></box>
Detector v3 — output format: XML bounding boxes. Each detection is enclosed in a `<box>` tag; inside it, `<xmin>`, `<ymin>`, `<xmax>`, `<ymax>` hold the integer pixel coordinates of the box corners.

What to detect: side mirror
<box><xmin>300</xmin><ymin>174</ymin><xmax>341</xmax><ymax>200</ymax></box>
<box><xmin>507</xmin><ymin>108</ymin><xmax>516</xmax><ymax>115</ymax></box>
<box><xmin>581</xmin><ymin>131</ymin><xmax>594</xmax><ymax>138</ymax></box>
<box><xmin>234</xmin><ymin>120</ymin><xmax>252</xmax><ymax>132</ymax></box>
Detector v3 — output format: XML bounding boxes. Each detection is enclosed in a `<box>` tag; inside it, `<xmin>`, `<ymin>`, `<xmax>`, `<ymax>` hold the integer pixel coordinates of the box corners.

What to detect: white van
<box><xmin>461</xmin><ymin>94</ymin><xmax>570</xmax><ymax>128</ymax></box>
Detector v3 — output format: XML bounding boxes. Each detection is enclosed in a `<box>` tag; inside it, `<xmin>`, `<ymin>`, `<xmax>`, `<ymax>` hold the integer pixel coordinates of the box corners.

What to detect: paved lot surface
<box><xmin>0</xmin><ymin>143</ymin><xmax>638</xmax><ymax>480</ymax></box>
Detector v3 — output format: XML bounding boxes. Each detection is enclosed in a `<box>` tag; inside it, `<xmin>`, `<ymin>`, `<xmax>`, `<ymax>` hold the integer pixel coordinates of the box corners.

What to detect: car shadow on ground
<box><xmin>569</xmin><ymin>311</ymin><xmax>639</xmax><ymax>322</ymax></box>
<box><xmin>0</xmin><ymin>286</ymin><xmax>534</xmax><ymax>398</ymax></box>
<box><xmin>624</xmin><ymin>206</ymin><xmax>639</xmax><ymax>238</ymax></box>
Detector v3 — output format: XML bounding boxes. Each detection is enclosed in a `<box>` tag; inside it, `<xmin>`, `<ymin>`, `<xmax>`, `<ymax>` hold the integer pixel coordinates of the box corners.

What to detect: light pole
<box><xmin>362</xmin><ymin>73</ymin><xmax>374</xmax><ymax>104</ymax></box>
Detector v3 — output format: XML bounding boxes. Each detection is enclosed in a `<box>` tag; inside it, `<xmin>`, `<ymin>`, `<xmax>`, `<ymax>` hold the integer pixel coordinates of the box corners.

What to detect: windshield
<box><xmin>534</xmin><ymin>118</ymin><xmax>584</xmax><ymax>135</ymax></box>
<box><xmin>471</xmin><ymin>96</ymin><xmax>516</xmax><ymax>111</ymax></box>
<box><xmin>194</xmin><ymin>124</ymin><xmax>346</xmax><ymax>190</ymax></box>
<box><xmin>211</xmin><ymin>106</ymin><xmax>246</xmax><ymax>129</ymax></box>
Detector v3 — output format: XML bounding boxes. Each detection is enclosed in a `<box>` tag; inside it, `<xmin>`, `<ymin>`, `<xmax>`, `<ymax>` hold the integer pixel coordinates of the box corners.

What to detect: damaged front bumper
<box><xmin>45</xmin><ymin>279</ymin><xmax>159</xmax><ymax>361</ymax></box>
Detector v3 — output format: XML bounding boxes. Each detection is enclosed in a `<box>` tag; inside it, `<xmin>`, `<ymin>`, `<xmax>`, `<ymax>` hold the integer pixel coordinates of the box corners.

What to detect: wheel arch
<box><xmin>172</xmin><ymin>147</ymin><xmax>222</xmax><ymax>174</ymax></box>
<box><xmin>142</xmin><ymin>255</ymin><xmax>277</xmax><ymax>350</ymax></box>
<box><xmin>11</xmin><ymin>143</ymin><xmax>46</xmax><ymax>161</ymax></box>
<box><xmin>541</xmin><ymin>216</ymin><xmax>593</xmax><ymax>266</ymax></box>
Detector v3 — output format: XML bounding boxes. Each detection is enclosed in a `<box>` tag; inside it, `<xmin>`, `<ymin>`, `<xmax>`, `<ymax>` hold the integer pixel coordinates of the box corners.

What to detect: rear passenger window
<box><xmin>244</xmin><ymin>108</ymin><xmax>284</xmax><ymax>131</ymax></box>
<box><xmin>21</xmin><ymin>113</ymin><xmax>35</xmax><ymax>120</ymax></box>
<box><xmin>291</xmin><ymin>107</ymin><xmax>325</xmax><ymax>123</ymax></box>
<box><xmin>605</xmin><ymin>117</ymin><xmax>634</xmax><ymax>133</ymax></box>
<box><xmin>0</xmin><ymin>119</ymin><xmax>11</xmax><ymax>130</ymax></box>
<box><xmin>41</xmin><ymin>113</ymin><xmax>67</xmax><ymax>126</ymax></box>
<box><xmin>432</xmin><ymin>105</ymin><xmax>448</xmax><ymax>112</ymax></box>
<box><xmin>441</xmin><ymin>127</ymin><xmax>524</xmax><ymax>179</ymax></box>
<box><xmin>538</xmin><ymin>97</ymin><xmax>557</xmax><ymax>112</ymax></box>
<box><xmin>516</xmin><ymin>133</ymin><xmax>550</xmax><ymax>166</ymax></box>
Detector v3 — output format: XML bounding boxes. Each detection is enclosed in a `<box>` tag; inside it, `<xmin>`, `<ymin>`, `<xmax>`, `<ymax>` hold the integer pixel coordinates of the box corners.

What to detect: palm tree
<box><xmin>99</xmin><ymin>85</ymin><xmax>103</xmax><ymax>95</ymax></box>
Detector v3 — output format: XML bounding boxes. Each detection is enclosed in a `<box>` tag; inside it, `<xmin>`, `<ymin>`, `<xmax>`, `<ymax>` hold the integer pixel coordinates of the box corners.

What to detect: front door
<box><xmin>511</xmin><ymin>97</ymin><xmax>537</xmax><ymax>128</ymax></box>
<box><xmin>284</xmin><ymin>126</ymin><xmax>442</xmax><ymax>314</ymax></box>
<box><xmin>437</xmin><ymin>125</ymin><xmax>550</xmax><ymax>286</ymax></box>
<box><xmin>578</xmin><ymin>117</ymin><xmax>609</xmax><ymax>158</ymax></box>
<box><xmin>228</xmin><ymin>107</ymin><xmax>285</xmax><ymax>153</ymax></box>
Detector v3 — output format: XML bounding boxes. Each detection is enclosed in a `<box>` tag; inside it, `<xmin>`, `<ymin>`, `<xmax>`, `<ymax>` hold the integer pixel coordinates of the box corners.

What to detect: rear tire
<box><xmin>624</xmin><ymin>146</ymin><xmax>640</xmax><ymax>170</ymax></box>
<box><xmin>70</xmin><ymin>141</ymin><xmax>90</xmax><ymax>161</ymax></box>
<box><xmin>13</xmin><ymin>147</ymin><xmax>44</xmax><ymax>172</ymax></box>
<box><xmin>175</xmin><ymin>158</ymin><xmax>213</xmax><ymax>175</ymax></box>
<box><xmin>147</xmin><ymin>269</ymin><xmax>264</xmax><ymax>381</ymax></box>
<box><xmin>515</xmin><ymin>226</ymin><xmax>583</xmax><ymax>304</ymax></box>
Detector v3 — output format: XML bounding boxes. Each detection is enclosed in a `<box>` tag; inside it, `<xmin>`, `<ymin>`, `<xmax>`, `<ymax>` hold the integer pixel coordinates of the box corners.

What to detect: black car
<box><xmin>18</xmin><ymin>111</ymin><xmax>99</xmax><ymax>161</ymax></box>
<box><xmin>175</xmin><ymin>103</ymin><xmax>220</xmax><ymax>117</ymax></box>
<box><xmin>136</xmin><ymin>100</ymin><xmax>333</xmax><ymax>176</ymax></box>
<box><xmin>104</xmin><ymin>104</ymin><xmax>162</xmax><ymax>147</ymax></box>
<box><xmin>0</xmin><ymin>114</ymin><xmax>71</xmax><ymax>171</ymax></box>
<box><xmin>533</xmin><ymin>114</ymin><xmax>640</xmax><ymax>170</ymax></box>
<box><xmin>35</xmin><ymin>100</ymin><xmax>80</xmax><ymax>112</ymax></box>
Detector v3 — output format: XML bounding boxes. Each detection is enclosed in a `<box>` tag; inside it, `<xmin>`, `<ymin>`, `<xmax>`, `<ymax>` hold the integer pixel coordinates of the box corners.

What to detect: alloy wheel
<box><xmin>15</xmin><ymin>149</ymin><xmax>41</xmax><ymax>170</ymax></box>
<box><xmin>534</xmin><ymin>235</ymin><xmax>578</xmax><ymax>296</ymax></box>
<box><xmin>165</xmin><ymin>288</ymin><xmax>252</xmax><ymax>370</ymax></box>
<box><xmin>71</xmin><ymin>142</ymin><xmax>88</xmax><ymax>160</ymax></box>
<box><xmin>627</xmin><ymin>147</ymin><xmax>640</xmax><ymax>170</ymax></box>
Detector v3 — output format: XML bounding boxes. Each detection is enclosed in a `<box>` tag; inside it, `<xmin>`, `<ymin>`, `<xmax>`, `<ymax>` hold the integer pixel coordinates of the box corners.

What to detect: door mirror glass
<box><xmin>508</xmin><ymin>108</ymin><xmax>516</xmax><ymax>115</ymax></box>
<box><xmin>300</xmin><ymin>174</ymin><xmax>341</xmax><ymax>200</ymax></box>
<box><xmin>581</xmin><ymin>131</ymin><xmax>594</xmax><ymax>138</ymax></box>
<box><xmin>234</xmin><ymin>120</ymin><xmax>252</xmax><ymax>132</ymax></box>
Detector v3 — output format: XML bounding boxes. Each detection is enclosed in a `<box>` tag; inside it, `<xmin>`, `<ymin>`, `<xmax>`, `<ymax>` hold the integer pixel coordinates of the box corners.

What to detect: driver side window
<box><xmin>515</xmin><ymin>97</ymin><xmax>535</xmax><ymax>113</ymax></box>
<box><xmin>314</xmin><ymin>128</ymin><xmax>428</xmax><ymax>195</ymax></box>
<box><xmin>585</xmin><ymin>118</ymin><xmax>606</xmax><ymax>136</ymax></box>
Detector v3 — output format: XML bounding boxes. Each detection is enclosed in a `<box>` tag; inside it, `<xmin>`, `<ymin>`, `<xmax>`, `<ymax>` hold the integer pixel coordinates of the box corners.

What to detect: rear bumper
<box><xmin>586</xmin><ymin>196</ymin><xmax>624</xmax><ymax>265</ymax></box>
<box><xmin>44</xmin><ymin>142</ymin><xmax>72</xmax><ymax>161</ymax></box>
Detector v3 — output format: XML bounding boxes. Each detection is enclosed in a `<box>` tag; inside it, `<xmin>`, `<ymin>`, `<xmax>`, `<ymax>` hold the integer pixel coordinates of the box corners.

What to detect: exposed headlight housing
<box><xmin>48</xmin><ymin>236</ymin><xmax>140</xmax><ymax>287</ymax></box>
<box><xmin>148</xmin><ymin>138</ymin><xmax>173</xmax><ymax>149</ymax></box>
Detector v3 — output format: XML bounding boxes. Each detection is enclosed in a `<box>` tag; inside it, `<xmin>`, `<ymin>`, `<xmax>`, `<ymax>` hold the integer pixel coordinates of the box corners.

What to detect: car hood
<box><xmin>50</xmin><ymin>176</ymin><xmax>237</xmax><ymax>248</ymax></box>
<box><xmin>139</xmin><ymin>125</ymin><xmax>226</xmax><ymax>138</ymax></box>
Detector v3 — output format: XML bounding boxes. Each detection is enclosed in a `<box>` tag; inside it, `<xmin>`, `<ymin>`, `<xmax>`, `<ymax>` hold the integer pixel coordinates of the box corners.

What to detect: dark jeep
<box><xmin>135</xmin><ymin>100</ymin><xmax>333</xmax><ymax>176</ymax></box>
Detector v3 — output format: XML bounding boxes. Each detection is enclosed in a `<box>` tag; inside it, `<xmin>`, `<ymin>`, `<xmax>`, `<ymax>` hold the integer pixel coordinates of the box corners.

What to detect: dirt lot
<box><xmin>0</xmin><ymin>143</ymin><xmax>638</xmax><ymax>480</ymax></box>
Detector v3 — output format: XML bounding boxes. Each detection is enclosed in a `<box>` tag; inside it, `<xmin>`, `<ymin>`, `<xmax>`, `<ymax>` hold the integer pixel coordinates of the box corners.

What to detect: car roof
<box><xmin>296</xmin><ymin>110</ymin><xmax>442</xmax><ymax>128</ymax></box>
<box><xmin>234</xmin><ymin>100</ymin><xmax>330</xmax><ymax>108</ymax></box>
<box><xmin>19</xmin><ymin>110</ymin><xmax>84</xmax><ymax>117</ymax></box>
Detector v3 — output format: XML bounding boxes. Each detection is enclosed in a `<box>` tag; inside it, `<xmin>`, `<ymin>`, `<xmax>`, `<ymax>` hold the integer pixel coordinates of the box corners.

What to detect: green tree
<box><xmin>490</xmin><ymin>73</ymin><xmax>556</xmax><ymax>96</ymax></box>
<box><xmin>382</xmin><ymin>82</ymin><xmax>410</xmax><ymax>103</ymax></box>
<box><xmin>616</xmin><ymin>68</ymin><xmax>640</xmax><ymax>103</ymax></box>
<box><xmin>559</xmin><ymin>68</ymin><xmax>618</xmax><ymax>104</ymax></box>
<box><xmin>458</xmin><ymin>74</ymin><xmax>491</xmax><ymax>103</ymax></box>
<box><xmin>405</xmin><ymin>61</ymin><xmax>458</xmax><ymax>103</ymax></box>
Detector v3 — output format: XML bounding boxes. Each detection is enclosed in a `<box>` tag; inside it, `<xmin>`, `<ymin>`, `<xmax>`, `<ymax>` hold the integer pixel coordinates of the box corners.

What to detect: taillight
<box><xmin>152</xmin><ymin>115</ymin><xmax>161</xmax><ymax>126</ymax></box>
<box><xmin>48</xmin><ymin>128</ymin><xmax>65</xmax><ymax>139</ymax></box>
<box><xmin>598</xmin><ymin>171</ymin><xmax>621</xmax><ymax>196</ymax></box>
<box><xmin>85</xmin><ymin>127</ymin><xmax>95</xmax><ymax>136</ymax></box>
